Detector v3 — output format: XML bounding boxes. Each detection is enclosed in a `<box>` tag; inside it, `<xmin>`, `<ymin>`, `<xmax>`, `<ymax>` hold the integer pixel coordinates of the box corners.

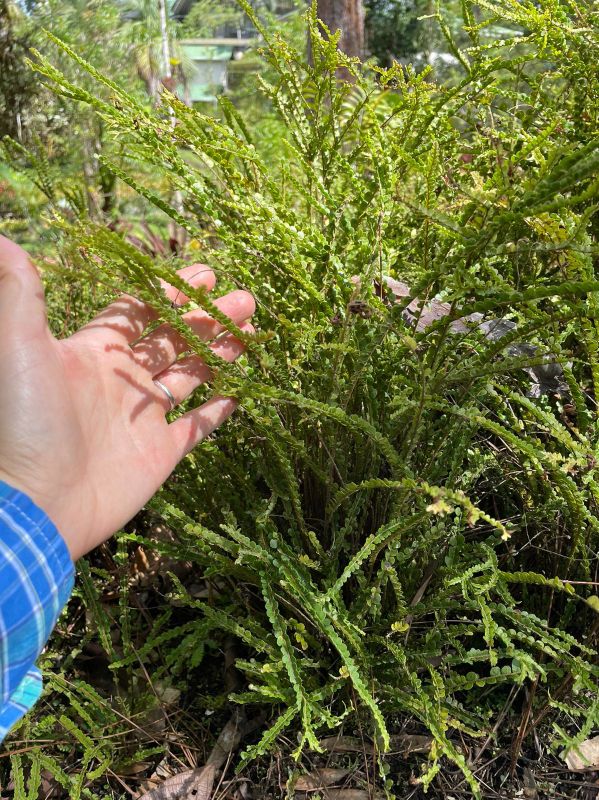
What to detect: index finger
<box><xmin>72</xmin><ymin>263</ymin><xmax>216</xmax><ymax>345</ymax></box>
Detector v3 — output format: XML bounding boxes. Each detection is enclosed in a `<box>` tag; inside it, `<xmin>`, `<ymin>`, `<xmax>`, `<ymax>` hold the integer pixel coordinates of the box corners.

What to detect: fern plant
<box><xmin>4</xmin><ymin>1</ymin><xmax>599</xmax><ymax>796</ymax></box>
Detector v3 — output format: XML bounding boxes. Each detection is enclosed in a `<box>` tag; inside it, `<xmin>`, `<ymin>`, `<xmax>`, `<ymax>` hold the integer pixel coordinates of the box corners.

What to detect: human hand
<box><xmin>0</xmin><ymin>236</ymin><xmax>255</xmax><ymax>561</ymax></box>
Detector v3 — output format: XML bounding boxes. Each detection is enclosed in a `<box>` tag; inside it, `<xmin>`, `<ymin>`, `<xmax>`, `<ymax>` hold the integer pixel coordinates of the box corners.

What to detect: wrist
<box><xmin>0</xmin><ymin>470</ymin><xmax>78</xmax><ymax>562</ymax></box>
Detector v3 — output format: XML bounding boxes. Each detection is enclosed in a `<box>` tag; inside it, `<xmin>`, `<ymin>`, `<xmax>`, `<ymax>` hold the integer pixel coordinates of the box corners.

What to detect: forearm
<box><xmin>0</xmin><ymin>481</ymin><xmax>74</xmax><ymax>743</ymax></box>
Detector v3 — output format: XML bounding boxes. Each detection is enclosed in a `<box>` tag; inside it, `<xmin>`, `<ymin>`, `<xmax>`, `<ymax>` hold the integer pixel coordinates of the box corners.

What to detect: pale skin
<box><xmin>0</xmin><ymin>236</ymin><xmax>255</xmax><ymax>561</ymax></box>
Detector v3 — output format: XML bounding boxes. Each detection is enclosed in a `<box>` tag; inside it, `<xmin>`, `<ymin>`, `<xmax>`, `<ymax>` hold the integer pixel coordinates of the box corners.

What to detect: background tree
<box><xmin>1</xmin><ymin>0</ymin><xmax>151</xmax><ymax>241</ymax></box>
<box><xmin>364</xmin><ymin>0</ymin><xmax>429</xmax><ymax>64</ymax></box>
<box><xmin>0</xmin><ymin>0</ymin><xmax>37</xmax><ymax>140</ymax></box>
<box><xmin>316</xmin><ymin>0</ymin><xmax>364</xmax><ymax>57</ymax></box>
<box><xmin>179</xmin><ymin>0</ymin><xmax>246</xmax><ymax>37</ymax></box>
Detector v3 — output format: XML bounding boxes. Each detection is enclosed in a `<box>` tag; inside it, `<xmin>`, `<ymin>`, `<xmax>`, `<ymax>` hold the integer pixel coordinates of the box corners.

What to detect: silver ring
<box><xmin>153</xmin><ymin>379</ymin><xmax>176</xmax><ymax>411</ymax></box>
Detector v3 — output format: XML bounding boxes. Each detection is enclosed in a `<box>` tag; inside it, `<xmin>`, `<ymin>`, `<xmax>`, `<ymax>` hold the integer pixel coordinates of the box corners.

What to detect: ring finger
<box><xmin>132</xmin><ymin>289</ymin><xmax>255</xmax><ymax>377</ymax></box>
<box><xmin>152</xmin><ymin>322</ymin><xmax>254</xmax><ymax>412</ymax></box>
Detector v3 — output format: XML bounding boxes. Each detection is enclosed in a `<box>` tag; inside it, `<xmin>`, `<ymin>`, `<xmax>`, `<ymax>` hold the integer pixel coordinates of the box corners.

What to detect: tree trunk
<box><xmin>158</xmin><ymin>0</ymin><xmax>172</xmax><ymax>79</ymax></box>
<box><xmin>317</xmin><ymin>0</ymin><xmax>364</xmax><ymax>59</ymax></box>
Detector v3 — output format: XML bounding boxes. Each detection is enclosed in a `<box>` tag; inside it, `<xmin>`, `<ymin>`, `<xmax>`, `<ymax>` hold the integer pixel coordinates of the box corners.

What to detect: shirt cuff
<box><xmin>0</xmin><ymin>481</ymin><xmax>75</xmax><ymax>740</ymax></box>
<box><xmin>0</xmin><ymin>668</ymin><xmax>43</xmax><ymax>740</ymax></box>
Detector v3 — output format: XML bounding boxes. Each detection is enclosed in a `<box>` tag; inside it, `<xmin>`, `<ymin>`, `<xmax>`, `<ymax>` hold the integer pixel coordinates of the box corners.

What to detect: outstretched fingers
<box><xmin>152</xmin><ymin>322</ymin><xmax>254</xmax><ymax>412</ymax></box>
<box><xmin>169</xmin><ymin>396</ymin><xmax>240</xmax><ymax>458</ymax></box>
<box><xmin>73</xmin><ymin>263</ymin><xmax>216</xmax><ymax>344</ymax></box>
<box><xmin>132</xmin><ymin>289</ymin><xmax>255</xmax><ymax>376</ymax></box>
<box><xmin>164</xmin><ymin>322</ymin><xmax>255</xmax><ymax>454</ymax></box>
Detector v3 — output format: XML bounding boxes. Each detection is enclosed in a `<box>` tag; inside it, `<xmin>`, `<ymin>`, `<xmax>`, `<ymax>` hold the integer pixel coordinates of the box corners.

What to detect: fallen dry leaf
<box><xmin>137</xmin><ymin>710</ymin><xmax>249</xmax><ymax>799</ymax></box>
<box><xmin>318</xmin><ymin>733</ymin><xmax>432</xmax><ymax>757</ymax></box>
<box><xmin>318</xmin><ymin>736</ymin><xmax>369</xmax><ymax>753</ymax></box>
<box><xmin>206</xmin><ymin>709</ymin><xmax>246</xmax><ymax>769</ymax></box>
<box><xmin>390</xmin><ymin>733</ymin><xmax>433</xmax><ymax>756</ymax></box>
<box><xmin>564</xmin><ymin>736</ymin><xmax>599</xmax><ymax>770</ymax></box>
<box><xmin>137</xmin><ymin>765</ymin><xmax>216</xmax><ymax>800</ymax></box>
<box><xmin>120</xmin><ymin>761</ymin><xmax>153</xmax><ymax>776</ymax></box>
<box><xmin>323</xmin><ymin>792</ymin><xmax>383</xmax><ymax>800</ymax></box>
<box><xmin>522</xmin><ymin>766</ymin><xmax>539</xmax><ymax>799</ymax></box>
<box><xmin>296</xmin><ymin>791</ymin><xmax>384</xmax><ymax>800</ymax></box>
<box><xmin>294</xmin><ymin>768</ymin><xmax>350</xmax><ymax>791</ymax></box>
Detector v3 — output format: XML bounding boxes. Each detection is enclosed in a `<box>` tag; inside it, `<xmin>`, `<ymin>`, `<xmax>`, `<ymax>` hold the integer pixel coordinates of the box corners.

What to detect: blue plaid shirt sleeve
<box><xmin>0</xmin><ymin>481</ymin><xmax>74</xmax><ymax>743</ymax></box>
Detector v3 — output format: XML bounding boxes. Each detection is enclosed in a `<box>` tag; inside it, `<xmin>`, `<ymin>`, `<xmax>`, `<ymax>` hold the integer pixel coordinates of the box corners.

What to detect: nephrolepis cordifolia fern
<box><xmin>7</xmin><ymin>0</ymin><xmax>599</xmax><ymax>795</ymax></box>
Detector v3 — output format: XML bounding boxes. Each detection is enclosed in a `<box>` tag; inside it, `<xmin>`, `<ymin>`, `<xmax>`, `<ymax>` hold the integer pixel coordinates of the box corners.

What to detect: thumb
<box><xmin>0</xmin><ymin>236</ymin><xmax>48</xmax><ymax>341</ymax></box>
